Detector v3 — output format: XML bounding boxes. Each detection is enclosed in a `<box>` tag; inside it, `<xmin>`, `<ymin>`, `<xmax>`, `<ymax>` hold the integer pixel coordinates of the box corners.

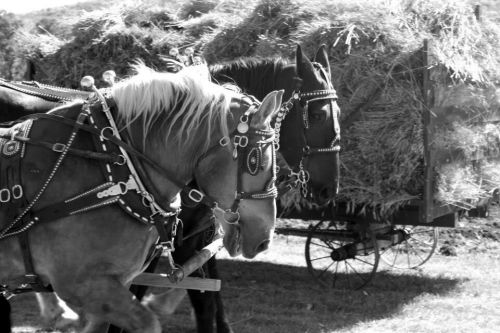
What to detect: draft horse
<box><xmin>141</xmin><ymin>44</ymin><xmax>341</xmax><ymax>333</ymax></box>
<box><xmin>0</xmin><ymin>44</ymin><xmax>341</xmax><ymax>333</ymax></box>
<box><xmin>0</xmin><ymin>65</ymin><xmax>283</xmax><ymax>332</ymax></box>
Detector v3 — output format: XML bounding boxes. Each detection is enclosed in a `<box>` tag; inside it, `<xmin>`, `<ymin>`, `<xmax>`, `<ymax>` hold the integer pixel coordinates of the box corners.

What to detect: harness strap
<box><xmin>28</xmin><ymin>112</ymin><xmax>213</xmax><ymax>204</ymax></box>
<box><xmin>0</xmin><ymin>78</ymin><xmax>91</xmax><ymax>102</ymax></box>
<box><xmin>0</xmin><ymin>109</ymin><xmax>89</xmax><ymax>240</ymax></box>
<box><xmin>17</xmin><ymin>233</ymin><xmax>51</xmax><ymax>292</ymax></box>
<box><xmin>0</xmin><ymin>133</ymin><xmax>121</xmax><ymax>163</ymax></box>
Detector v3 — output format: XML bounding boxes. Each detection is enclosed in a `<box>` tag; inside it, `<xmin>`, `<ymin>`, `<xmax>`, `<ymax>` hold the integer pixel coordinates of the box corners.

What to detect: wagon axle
<box><xmin>376</xmin><ymin>229</ymin><xmax>408</xmax><ymax>251</ymax></box>
<box><xmin>328</xmin><ymin>229</ymin><xmax>407</xmax><ymax>261</ymax></box>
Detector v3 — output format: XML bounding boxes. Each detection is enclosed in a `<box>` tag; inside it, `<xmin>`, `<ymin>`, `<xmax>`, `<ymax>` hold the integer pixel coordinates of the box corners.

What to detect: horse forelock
<box><xmin>110</xmin><ymin>64</ymin><xmax>233</xmax><ymax>162</ymax></box>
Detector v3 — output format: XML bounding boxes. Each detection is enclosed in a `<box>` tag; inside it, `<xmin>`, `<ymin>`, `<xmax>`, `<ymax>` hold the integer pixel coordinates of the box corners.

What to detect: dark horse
<box><xmin>0</xmin><ymin>45</ymin><xmax>340</xmax><ymax>332</ymax></box>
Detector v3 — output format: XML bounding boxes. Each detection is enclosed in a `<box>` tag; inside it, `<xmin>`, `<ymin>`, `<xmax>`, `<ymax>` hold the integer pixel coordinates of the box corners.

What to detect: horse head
<box><xmin>193</xmin><ymin>90</ymin><xmax>284</xmax><ymax>258</ymax></box>
<box><xmin>276</xmin><ymin>45</ymin><xmax>341</xmax><ymax>205</ymax></box>
<box><xmin>112</xmin><ymin>66</ymin><xmax>282</xmax><ymax>258</ymax></box>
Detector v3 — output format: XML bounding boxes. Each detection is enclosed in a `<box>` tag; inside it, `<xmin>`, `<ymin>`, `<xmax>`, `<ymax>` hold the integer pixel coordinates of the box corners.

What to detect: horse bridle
<box><xmin>274</xmin><ymin>62</ymin><xmax>340</xmax><ymax>198</ymax></box>
<box><xmin>189</xmin><ymin>99</ymin><xmax>278</xmax><ymax>226</ymax></box>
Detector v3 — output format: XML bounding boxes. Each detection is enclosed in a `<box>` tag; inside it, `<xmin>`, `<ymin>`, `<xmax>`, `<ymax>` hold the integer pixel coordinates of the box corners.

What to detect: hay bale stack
<box><xmin>12</xmin><ymin>0</ymin><xmax>500</xmax><ymax>217</ymax></box>
<box><xmin>21</xmin><ymin>5</ymin><xmax>186</xmax><ymax>88</ymax></box>
<box><xmin>279</xmin><ymin>0</ymin><xmax>500</xmax><ymax>216</ymax></box>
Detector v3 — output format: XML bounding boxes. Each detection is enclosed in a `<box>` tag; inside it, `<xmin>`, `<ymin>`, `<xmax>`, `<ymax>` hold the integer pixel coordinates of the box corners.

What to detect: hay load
<box><xmin>9</xmin><ymin>0</ymin><xmax>500</xmax><ymax>218</ymax></box>
<box><xmin>278</xmin><ymin>0</ymin><xmax>500</xmax><ymax>216</ymax></box>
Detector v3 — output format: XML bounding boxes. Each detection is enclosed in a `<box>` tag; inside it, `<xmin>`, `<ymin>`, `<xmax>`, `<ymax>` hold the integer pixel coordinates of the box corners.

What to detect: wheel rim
<box><xmin>380</xmin><ymin>226</ymin><xmax>439</xmax><ymax>269</ymax></box>
<box><xmin>305</xmin><ymin>220</ymin><xmax>379</xmax><ymax>290</ymax></box>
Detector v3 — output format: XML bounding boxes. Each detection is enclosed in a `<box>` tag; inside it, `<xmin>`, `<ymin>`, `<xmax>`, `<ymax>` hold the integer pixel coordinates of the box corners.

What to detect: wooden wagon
<box><xmin>275</xmin><ymin>38</ymin><xmax>500</xmax><ymax>289</ymax></box>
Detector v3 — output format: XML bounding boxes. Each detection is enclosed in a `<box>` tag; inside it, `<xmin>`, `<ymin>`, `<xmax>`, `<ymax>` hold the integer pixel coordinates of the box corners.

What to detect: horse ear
<box><xmin>295</xmin><ymin>44</ymin><xmax>315</xmax><ymax>79</ymax></box>
<box><xmin>252</xmin><ymin>90</ymin><xmax>284</xmax><ymax>128</ymax></box>
<box><xmin>314</xmin><ymin>44</ymin><xmax>331</xmax><ymax>77</ymax></box>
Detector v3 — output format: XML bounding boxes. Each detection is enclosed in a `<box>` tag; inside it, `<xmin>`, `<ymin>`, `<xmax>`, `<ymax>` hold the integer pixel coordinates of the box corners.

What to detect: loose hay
<box><xmin>5</xmin><ymin>0</ymin><xmax>500</xmax><ymax>218</ymax></box>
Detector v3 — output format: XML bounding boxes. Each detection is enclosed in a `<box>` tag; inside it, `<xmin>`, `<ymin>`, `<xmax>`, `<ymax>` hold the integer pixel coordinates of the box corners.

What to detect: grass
<box><xmin>11</xmin><ymin>207</ymin><xmax>500</xmax><ymax>333</ymax></box>
<box><xmin>162</xmin><ymin>239</ymin><xmax>500</xmax><ymax>333</ymax></box>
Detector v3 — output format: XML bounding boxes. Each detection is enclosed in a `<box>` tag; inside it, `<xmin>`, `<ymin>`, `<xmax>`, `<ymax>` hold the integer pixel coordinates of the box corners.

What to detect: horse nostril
<box><xmin>255</xmin><ymin>239</ymin><xmax>271</xmax><ymax>254</ymax></box>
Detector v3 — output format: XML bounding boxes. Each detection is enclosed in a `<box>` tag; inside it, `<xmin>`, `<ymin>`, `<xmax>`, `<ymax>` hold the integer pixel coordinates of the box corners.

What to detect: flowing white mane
<box><xmin>111</xmin><ymin>64</ymin><xmax>236</xmax><ymax>157</ymax></box>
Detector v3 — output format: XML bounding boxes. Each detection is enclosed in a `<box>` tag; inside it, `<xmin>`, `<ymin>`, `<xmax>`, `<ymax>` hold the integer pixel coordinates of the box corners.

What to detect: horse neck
<box><xmin>211</xmin><ymin>60</ymin><xmax>292</xmax><ymax>100</ymax></box>
<box><xmin>0</xmin><ymin>87</ymin><xmax>60</xmax><ymax>122</ymax></box>
<box><xmin>123</xmin><ymin>121</ymin><xmax>195</xmax><ymax>205</ymax></box>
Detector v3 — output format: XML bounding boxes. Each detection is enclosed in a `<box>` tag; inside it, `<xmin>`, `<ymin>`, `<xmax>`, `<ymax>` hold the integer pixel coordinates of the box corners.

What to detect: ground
<box><xmin>10</xmin><ymin>205</ymin><xmax>500</xmax><ymax>333</ymax></box>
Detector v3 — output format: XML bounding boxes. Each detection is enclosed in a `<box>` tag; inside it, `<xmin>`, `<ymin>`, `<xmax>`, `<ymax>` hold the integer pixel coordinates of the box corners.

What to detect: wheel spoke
<box><xmin>411</xmin><ymin>237</ymin><xmax>434</xmax><ymax>247</ymax></box>
<box><xmin>380</xmin><ymin>226</ymin><xmax>437</xmax><ymax>269</ymax></box>
<box><xmin>354</xmin><ymin>257</ymin><xmax>374</xmax><ymax>266</ymax></box>
<box><xmin>346</xmin><ymin>260</ymin><xmax>368</xmax><ymax>282</ymax></box>
<box><xmin>306</xmin><ymin>220</ymin><xmax>379</xmax><ymax>290</ymax></box>
<box><xmin>310</xmin><ymin>255</ymin><xmax>332</xmax><ymax>262</ymax></box>
<box><xmin>317</xmin><ymin>261</ymin><xmax>335</xmax><ymax>279</ymax></box>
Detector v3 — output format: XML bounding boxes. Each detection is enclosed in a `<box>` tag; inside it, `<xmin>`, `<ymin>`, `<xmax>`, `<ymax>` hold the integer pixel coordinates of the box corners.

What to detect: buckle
<box><xmin>158</xmin><ymin>240</ymin><xmax>175</xmax><ymax>252</ymax></box>
<box><xmin>233</xmin><ymin>135</ymin><xmax>248</xmax><ymax>148</ymax></box>
<box><xmin>188</xmin><ymin>189</ymin><xmax>204</xmax><ymax>203</ymax></box>
<box><xmin>52</xmin><ymin>143</ymin><xmax>66</xmax><ymax>153</ymax></box>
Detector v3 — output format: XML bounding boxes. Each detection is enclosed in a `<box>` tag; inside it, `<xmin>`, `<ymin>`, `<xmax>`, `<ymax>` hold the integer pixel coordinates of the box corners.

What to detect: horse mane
<box><xmin>210</xmin><ymin>58</ymin><xmax>290</xmax><ymax>100</ymax></box>
<box><xmin>111</xmin><ymin>64</ymin><xmax>235</xmax><ymax>162</ymax></box>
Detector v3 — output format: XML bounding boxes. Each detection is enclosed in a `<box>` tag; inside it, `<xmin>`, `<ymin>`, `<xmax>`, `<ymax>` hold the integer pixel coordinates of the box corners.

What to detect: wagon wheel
<box><xmin>379</xmin><ymin>226</ymin><xmax>439</xmax><ymax>269</ymax></box>
<box><xmin>305</xmin><ymin>219</ymin><xmax>379</xmax><ymax>290</ymax></box>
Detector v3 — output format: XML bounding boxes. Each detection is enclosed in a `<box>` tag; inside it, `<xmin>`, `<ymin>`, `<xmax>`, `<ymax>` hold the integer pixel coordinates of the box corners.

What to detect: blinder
<box><xmin>197</xmin><ymin>100</ymin><xmax>278</xmax><ymax>226</ymax></box>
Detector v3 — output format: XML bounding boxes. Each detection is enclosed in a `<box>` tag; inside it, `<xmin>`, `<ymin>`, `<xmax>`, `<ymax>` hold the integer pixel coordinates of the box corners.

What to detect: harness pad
<box><xmin>0</xmin><ymin>119</ymin><xmax>33</xmax><ymax>225</ymax></box>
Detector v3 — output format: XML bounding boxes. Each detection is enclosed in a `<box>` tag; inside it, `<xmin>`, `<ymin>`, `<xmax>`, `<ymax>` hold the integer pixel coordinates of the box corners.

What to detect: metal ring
<box><xmin>141</xmin><ymin>192</ymin><xmax>155</xmax><ymax>208</ymax></box>
<box><xmin>187</xmin><ymin>189</ymin><xmax>204</xmax><ymax>203</ymax></box>
<box><xmin>219</xmin><ymin>136</ymin><xmax>230</xmax><ymax>147</ymax></box>
<box><xmin>113</xmin><ymin>154</ymin><xmax>127</xmax><ymax>165</ymax></box>
<box><xmin>303</xmin><ymin>145</ymin><xmax>311</xmax><ymax>155</ymax></box>
<box><xmin>0</xmin><ymin>189</ymin><xmax>11</xmax><ymax>203</ymax></box>
<box><xmin>11</xmin><ymin>185</ymin><xmax>23</xmax><ymax>200</ymax></box>
<box><xmin>100</xmin><ymin>127</ymin><xmax>115</xmax><ymax>140</ymax></box>
<box><xmin>117</xmin><ymin>182</ymin><xmax>128</xmax><ymax>195</ymax></box>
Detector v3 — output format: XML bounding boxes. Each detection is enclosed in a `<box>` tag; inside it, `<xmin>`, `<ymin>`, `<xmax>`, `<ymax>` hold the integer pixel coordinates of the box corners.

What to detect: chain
<box><xmin>274</xmin><ymin>94</ymin><xmax>296</xmax><ymax>151</ymax></box>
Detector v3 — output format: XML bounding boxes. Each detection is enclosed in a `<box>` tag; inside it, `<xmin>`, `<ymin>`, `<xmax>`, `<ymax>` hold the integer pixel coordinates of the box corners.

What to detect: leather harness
<box><xmin>0</xmin><ymin>90</ymin><xmax>277</xmax><ymax>297</ymax></box>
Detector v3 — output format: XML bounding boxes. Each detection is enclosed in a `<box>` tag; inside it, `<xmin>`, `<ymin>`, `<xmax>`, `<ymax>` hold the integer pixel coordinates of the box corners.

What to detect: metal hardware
<box><xmin>12</xmin><ymin>185</ymin><xmax>23</xmax><ymax>200</ymax></box>
<box><xmin>0</xmin><ymin>188</ymin><xmax>11</xmax><ymax>203</ymax></box>
<box><xmin>113</xmin><ymin>154</ymin><xmax>127</xmax><ymax>165</ymax></box>
<box><xmin>52</xmin><ymin>143</ymin><xmax>66</xmax><ymax>153</ymax></box>
<box><xmin>188</xmin><ymin>189</ymin><xmax>205</xmax><ymax>203</ymax></box>
<box><xmin>219</xmin><ymin>136</ymin><xmax>230</xmax><ymax>147</ymax></box>
<box><xmin>96</xmin><ymin>176</ymin><xmax>139</xmax><ymax>198</ymax></box>
<box><xmin>102</xmin><ymin>70</ymin><xmax>116</xmax><ymax>86</ymax></box>
<box><xmin>233</xmin><ymin>135</ymin><xmax>248</xmax><ymax>148</ymax></box>
<box><xmin>100</xmin><ymin>126</ymin><xmax>116</xmax><ymax>140</ymax></box>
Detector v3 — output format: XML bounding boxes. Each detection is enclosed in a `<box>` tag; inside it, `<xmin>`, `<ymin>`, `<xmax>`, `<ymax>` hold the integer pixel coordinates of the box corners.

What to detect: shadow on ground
<box><xmin>163</xmin><ymin>259</ymin><xmax>462</xmax><ymax>333</ymax></box>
